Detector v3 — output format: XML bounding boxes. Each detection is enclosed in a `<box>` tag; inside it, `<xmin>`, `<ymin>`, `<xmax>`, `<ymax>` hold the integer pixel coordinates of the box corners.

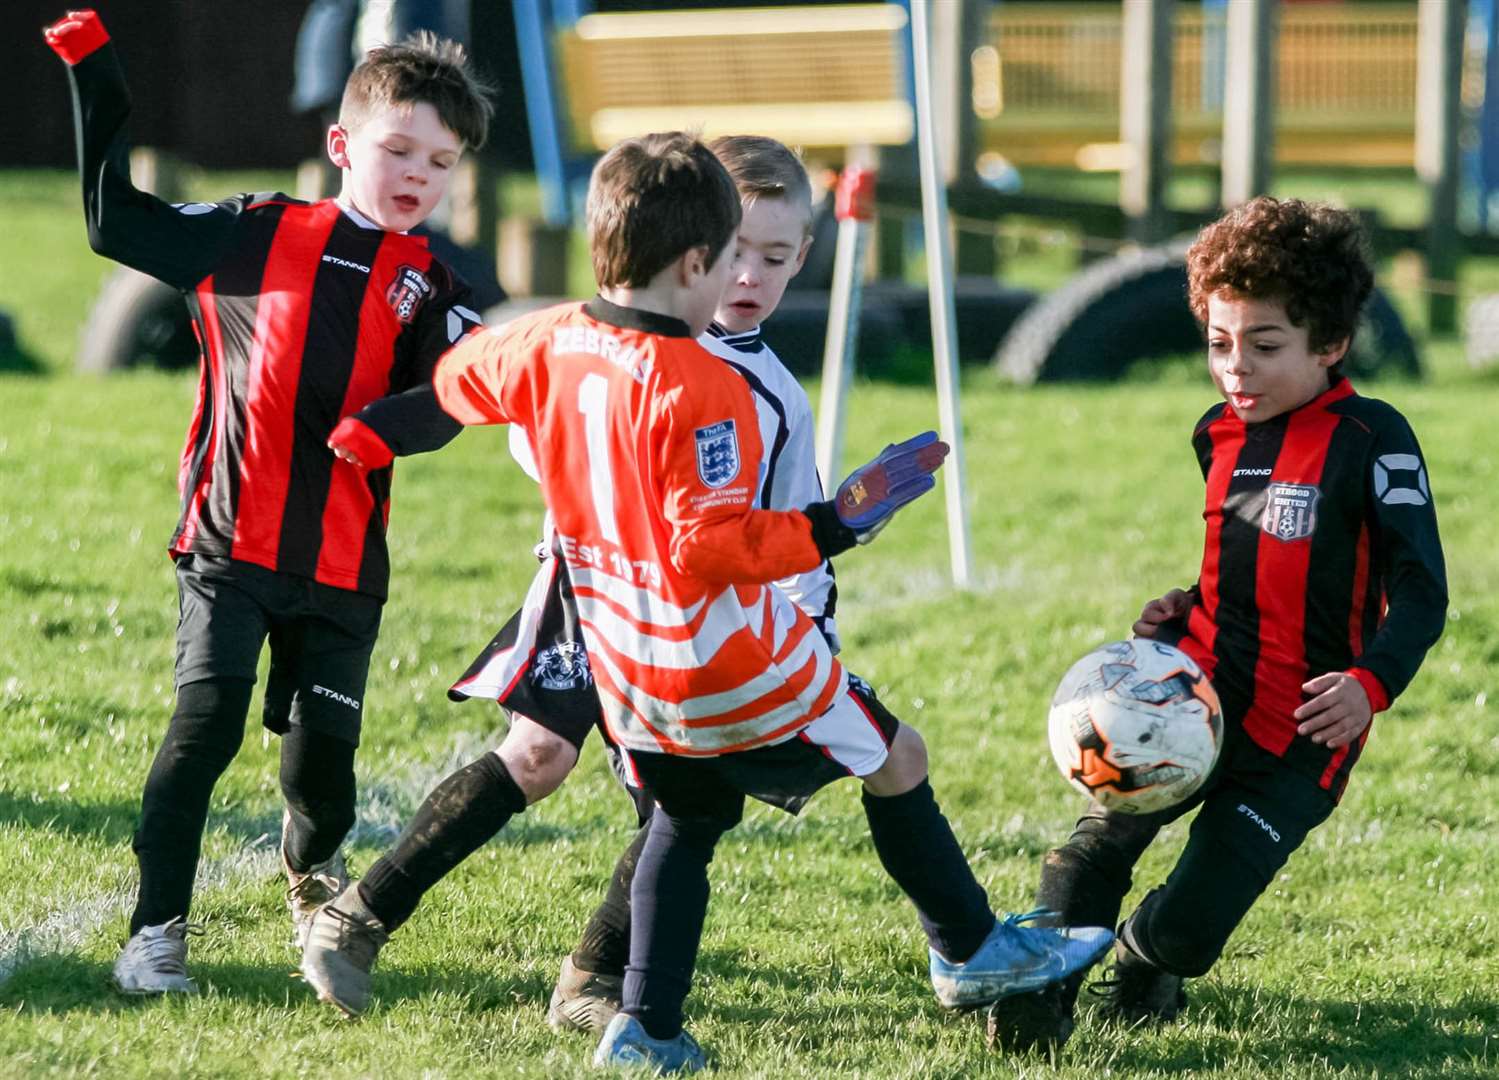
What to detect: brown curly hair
<box><xmin>1185</xmin><ymin>196</ymin><xmax>1374</xmax><ymax>357</ymax></box>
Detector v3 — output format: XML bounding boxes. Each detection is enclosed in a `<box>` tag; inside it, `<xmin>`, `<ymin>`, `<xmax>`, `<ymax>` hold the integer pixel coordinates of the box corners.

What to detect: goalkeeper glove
<box><xmin>44</xmin><ymin>9</ymin><xmax>109</xmax><ymax>65</ymax></box>
<box><xmin>834</xmin><ymin>430</ymin><xmax>949</xmax><ymax>543</ymax></box>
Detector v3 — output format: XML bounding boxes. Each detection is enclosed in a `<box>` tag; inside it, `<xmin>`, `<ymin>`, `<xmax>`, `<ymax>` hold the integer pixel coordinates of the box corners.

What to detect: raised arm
<box><xmin>46</xmin><ymin>10</ymin><xmax>239</xmax><ymax>288</ymax></box>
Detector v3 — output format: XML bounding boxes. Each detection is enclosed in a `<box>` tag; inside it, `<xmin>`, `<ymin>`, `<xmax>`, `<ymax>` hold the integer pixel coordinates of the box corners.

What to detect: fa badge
<box><xmin>1261</xmin><ymin>482</ymin><xmax>1320</xmax><ymax>541</ymax></box>
<box><xmin>694</xmin><ymin>419</ymin><xmax>740</xmax><ymax>489</ymax></box>
<box><xmin>386</xmin><ymin>265</ymin><xmax>432</xmax><ymax>324</ymax></box>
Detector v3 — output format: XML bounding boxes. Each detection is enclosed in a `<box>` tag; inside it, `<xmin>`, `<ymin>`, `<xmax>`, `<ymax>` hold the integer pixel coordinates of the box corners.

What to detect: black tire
<box><xmin>994</xmin><ymin>246</ymin><xmax>1200</xmax><ymax>384</ymax></box>
<box><xmin>994</xmin><ymin>244</ymin><xmax>1420</xmax><ymax>383</ymax></box>
<box><xmin>77</xmin><ymin>267</ymin><xmax>198</xmax><ymax>373</ymax></box>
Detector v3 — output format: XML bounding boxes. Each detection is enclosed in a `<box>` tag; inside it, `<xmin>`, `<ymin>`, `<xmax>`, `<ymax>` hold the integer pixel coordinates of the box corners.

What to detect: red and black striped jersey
<box><xmin>1165</xmin><ymin>378</ymin><xmax>1447</xmax><ymax>797</ymax></box>
<box><xmin>65</xmin><ymin>43</ymin><xmax>480</xmax><ymax>598</ymax></box>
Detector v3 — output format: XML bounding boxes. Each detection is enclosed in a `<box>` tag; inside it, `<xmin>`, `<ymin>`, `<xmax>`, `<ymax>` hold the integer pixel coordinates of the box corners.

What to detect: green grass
<box><xmin>1</xmin><ymin>365</ymin><xmax>1495</xmax><ymax>1078</ymax></box>
<box><xmin>1</xmin><ymin>168</ymin><xmax>1496</xmax><ymax>1076</ymax></box>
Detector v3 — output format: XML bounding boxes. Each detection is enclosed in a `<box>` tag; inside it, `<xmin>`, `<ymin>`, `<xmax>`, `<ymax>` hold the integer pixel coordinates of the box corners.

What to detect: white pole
<box><xmin>910</xmin><ymin>0</ymin><xmax>973</xmax><ymax>588</ymax></box>
<box><xmin>816</xmin><ymin>168</ymin><xmax>875</xmax><ymax>488</ymax></box>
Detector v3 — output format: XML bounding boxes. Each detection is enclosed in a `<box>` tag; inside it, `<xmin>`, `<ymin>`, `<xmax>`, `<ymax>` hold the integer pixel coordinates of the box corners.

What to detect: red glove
<box><xmin>44</xmin><ymin>9</ymin><xmax>110</xmax><ymax>65</ymax></box>
<box><xmin>327</xmin><ymin>417</ymin><xmax>394</xmax><ymax>471</ymax></box>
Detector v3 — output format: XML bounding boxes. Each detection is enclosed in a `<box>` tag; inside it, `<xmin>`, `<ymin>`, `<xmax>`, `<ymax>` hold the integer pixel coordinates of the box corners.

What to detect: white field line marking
<box><xmin>0</xmin><ymin>728</ymin><xmax>504</xmax><ymax>986</ymax></box>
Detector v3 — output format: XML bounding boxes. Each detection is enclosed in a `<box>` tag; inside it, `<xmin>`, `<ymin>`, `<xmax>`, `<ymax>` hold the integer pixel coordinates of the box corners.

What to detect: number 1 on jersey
<box><xmin>578</xmin><ymin>373</ymin><xmax>621</xmax><ymax>544</ymax></box>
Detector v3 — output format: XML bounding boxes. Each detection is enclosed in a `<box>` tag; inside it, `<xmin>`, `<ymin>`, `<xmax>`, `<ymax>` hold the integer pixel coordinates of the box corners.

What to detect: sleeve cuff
<box><xmin>328</xmin><ymin>416</ymin><xmax>394</xmax><ymax>470</ymax></box>
<box><xmin>1347</xmin><ymin>667</ymin><xmax>1390</xmax><ymax>714</ymax></box>
<box><xmin>802</xmin><ymin>501</ymin><xmax>858</xmax><ymax>560</ymax></box>
<box><xmin>44</xmin><ymin>12</ymin><xmax>110</xmax><ymax>65</ymax></box>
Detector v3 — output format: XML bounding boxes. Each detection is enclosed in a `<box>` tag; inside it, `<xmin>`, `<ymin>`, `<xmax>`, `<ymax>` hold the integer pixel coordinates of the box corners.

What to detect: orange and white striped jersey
<box><xmin>433</xmin><ymin>297</ymin><xmax>847</xmax><ymax>755</ymax></box>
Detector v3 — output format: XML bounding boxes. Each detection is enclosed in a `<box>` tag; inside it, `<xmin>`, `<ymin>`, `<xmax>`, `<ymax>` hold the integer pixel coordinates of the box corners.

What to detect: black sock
<box><xmin>573</xmin><ymin>822</ymin><xmax>650</xmax><ymax>977</ymax></box>
<box><xmin>622</xmin><ymin>810</ymin><xmax>732</xmax><ymax>1041</ymax></box>
<box><xmin>279</xmin><ymin>726</ymin><xmax>357</xmax><ymax>870</ymax></box>
<box><xmin>131</xmin><ymin>678</ymin><xmax>252</xmax><ymax>933</ymax></box>
<box><xmin>357</xmin><ymin>752</ymin><xmax>527</xmax><ymax>931</ymax></box>
<box><xmin>862</xmin><ymin>779</ymin><xmax>995</xmax><ymax>962</ymax></box>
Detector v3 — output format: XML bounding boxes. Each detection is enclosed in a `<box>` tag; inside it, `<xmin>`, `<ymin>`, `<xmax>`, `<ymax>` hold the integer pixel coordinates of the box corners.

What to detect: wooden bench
<box><xmin>556</xmin><ymin>3</ymin><xmax>913</xmax><ymax>154</ymax></box>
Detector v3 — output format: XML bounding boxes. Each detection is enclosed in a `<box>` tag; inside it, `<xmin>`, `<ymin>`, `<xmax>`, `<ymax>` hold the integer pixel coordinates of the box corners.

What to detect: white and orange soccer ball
<box><xmin>1047</xmin><ymin>639</ymin><xmax>1223</xmax><ymax>815</ymax></box>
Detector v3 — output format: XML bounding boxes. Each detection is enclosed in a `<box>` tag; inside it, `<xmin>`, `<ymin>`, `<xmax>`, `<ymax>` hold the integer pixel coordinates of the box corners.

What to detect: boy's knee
<box><xmin>862</xmin><ymin>723</ymin><xmax>928</xmax><ymax>797</ymax></box>
<box><xmin>497</xmin><ymin>719</ymin><xmax>579</xmax><ymax>802</ymax></box>
<box><xmin>1122</xmin><ymin>889</ymin><xmax>1226</xmax><ymax>978</ymax></box>
<box><xmin>155</xmin><ymin>678</ymin><xmax>252</xmax><ymax>778</ymax></box>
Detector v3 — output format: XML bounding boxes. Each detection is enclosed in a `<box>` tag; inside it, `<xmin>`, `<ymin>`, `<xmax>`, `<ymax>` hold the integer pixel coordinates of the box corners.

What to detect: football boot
<box><xmin>548</xmin><ymin>955</ymin><xmax>624</xmax><ymax>1034</ymax></box>
<box><xmin>299</xmin><ymin>883</ymin><xmax>389</xmax><ymax>1018</ymax></box>
<box><xmin>112</xmin><ymin>917</ymin><xmax>202</xmax><ymax>995</ymax></box>
<box><xmin>930</xmin><ymin>908</ymin><xmax>1112</xmax><ymax>1009</ymax></box>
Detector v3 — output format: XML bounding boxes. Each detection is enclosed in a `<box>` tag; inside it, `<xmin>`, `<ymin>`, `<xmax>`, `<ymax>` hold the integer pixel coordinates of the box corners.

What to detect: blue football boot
<box><xmin>930</xmin><ymin>908</ymin><xmax>1114</xmax><ymax>1009</ymax></box>
<box><xmin>592</xmin><ymin>1013</ymin><xmax>706</xmax><ymax>1074</ymax></box>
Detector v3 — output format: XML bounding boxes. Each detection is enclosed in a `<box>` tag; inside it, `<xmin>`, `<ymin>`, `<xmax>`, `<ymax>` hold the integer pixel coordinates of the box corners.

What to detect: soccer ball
<box><xmin>1047</xmin><ymin>639</ymin><xmax>1223</xmax><ymax>815</ymax></box>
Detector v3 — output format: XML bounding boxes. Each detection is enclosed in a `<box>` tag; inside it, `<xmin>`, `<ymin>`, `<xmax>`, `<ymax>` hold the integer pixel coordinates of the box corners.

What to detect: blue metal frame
<box><xmin>513</xmin><ymin>0</ymin><xmax>592</xmax><ymax>226</ymax></box>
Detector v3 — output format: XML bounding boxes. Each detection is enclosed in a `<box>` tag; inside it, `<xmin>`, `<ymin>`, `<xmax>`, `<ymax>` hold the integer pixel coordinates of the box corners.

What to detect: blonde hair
<box><xmin>709</xmin><ymin>134</ymin><xmax>813</xmax><ymax>230</ymax></box>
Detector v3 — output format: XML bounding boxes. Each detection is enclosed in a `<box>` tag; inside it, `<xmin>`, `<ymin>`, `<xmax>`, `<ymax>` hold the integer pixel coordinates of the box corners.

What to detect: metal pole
<box><xmin>1417</xmin><ymin>0</ymin><xmax>1467</xmax><ymax>334</ymax></box>
<box><xmin>816</xmin><ymin>168</ymin><xmax>876</xmax><ymax>488</ymax></box>
<box><xmin>1220</xmin><ymin>0</ymin><xmax>1276</xmax><ymax>207</ymax></box>
<box><xmin>911</xmin><ymin>0</ymin><xmax>973</xmax><ymax>588</ymax></box>
<box><xmin>1120</xmin><ymin>0</ymin><xmax>1173</xmax><ymax>244</ymax></box>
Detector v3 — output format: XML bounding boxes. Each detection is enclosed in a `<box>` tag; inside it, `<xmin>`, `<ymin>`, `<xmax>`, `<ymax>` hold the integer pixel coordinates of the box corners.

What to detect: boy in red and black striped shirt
<box><xmin>44</xmin><ymin>9</ymin><xmax>493</xmax><ymax>993</ymax></box>
<box><xmin>992</xmin><ymin>197</ymin><xmax>1447</xmax><ymax>1049</ymax></box>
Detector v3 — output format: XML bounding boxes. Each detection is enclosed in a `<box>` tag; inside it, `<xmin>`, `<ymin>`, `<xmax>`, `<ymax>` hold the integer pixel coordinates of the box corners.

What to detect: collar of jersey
<box><xmin>706</xmin><ymin>321</ymin><xmax>764</xmax><ymax>353</ymax></box>
<box><xmin>585</xmin><ymin>295</ymin><xmax>692</xmax><ymax>338</ymax></box>
<box><xmin>335</xmin><ymin>199</ymin><xmax>408</xmax><ymax>234</ymax></box>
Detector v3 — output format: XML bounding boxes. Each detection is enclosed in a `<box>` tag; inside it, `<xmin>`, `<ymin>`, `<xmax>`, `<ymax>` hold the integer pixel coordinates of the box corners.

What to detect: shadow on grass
<box><xmin>0</xmin><ymin>952</ymin><xmax>556</xmax><ymax>1018</ymax></box>
<box><xmin>990</xmin><ymin>984</ymin><xmax>1499</xmax><ymax>1078</ymax></box>
<box><xmin>0</xmin><ymin>789</ymin><xmax>282</xmax><ymax>850</ymax></box>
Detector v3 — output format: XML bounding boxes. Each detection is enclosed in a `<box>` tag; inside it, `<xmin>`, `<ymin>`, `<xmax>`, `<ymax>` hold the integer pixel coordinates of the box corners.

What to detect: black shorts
<box><xmin>614</xmin><ymin>676</ymin><xmax>901</xmax><ymax>823</ymax></box>
<box><xmin>174</xmin><ymin>554</ymin><xmax>383</xmax><ymax>745</ymax></box>
<box><xmin>449</xmin><ymin>557</ymin><xmax>602</xmax><ymax>750</ymax></box>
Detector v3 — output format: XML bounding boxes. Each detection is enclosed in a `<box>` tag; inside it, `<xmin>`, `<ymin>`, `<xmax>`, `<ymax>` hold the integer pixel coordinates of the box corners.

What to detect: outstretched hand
<box><xmin>834</xmin><ymin>431</ymin><xmax>949</xmax><ymax>543</ymax></box>
<box><xmin>44</xmin><ymin>9</ymin><xmax>109</xmax><ymax>65</ymax></box>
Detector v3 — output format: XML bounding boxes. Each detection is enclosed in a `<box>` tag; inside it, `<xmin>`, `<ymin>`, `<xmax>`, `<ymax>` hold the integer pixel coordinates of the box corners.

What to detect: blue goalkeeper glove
<box><xmin>834</xmin><ymin>430</ymin><xmax>950</xmax><ymax>543</ymax></box>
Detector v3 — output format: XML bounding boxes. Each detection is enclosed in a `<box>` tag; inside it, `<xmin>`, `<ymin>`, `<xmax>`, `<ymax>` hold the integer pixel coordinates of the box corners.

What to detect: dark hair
<box><xmin>1186</xmin><ymin>196</ymin><xmax>1374</xmax><ymax>364</ymax></box>
<box><xmin>340</xmin><ymin>31</ymin><xmax>495</xmax><ymax>149</ymax></box>
<box><xmin>708</xmin><ymin>134</ymin><xmax>813</xmax><ymax>229</ymax></box>
<box><xmin>587</xmin><ymin>132</ymin><xmax>742</xmax><ymax>288</ymax></box>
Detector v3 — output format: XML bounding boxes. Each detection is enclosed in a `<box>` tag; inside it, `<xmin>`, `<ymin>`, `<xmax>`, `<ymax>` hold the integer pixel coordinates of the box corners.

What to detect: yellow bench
<box><xmin>557</xmin><ymin>4</ymin><xmax>913</xmax><ymax>153</ymax></box>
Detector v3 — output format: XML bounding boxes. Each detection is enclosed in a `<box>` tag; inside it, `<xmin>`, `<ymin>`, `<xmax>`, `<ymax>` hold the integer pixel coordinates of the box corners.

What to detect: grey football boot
<box><xmin>546</xmin><ymin>955</ymin><xmax>623</xmax><ymax>1034</ymax></box>
<box><xmin>281</xmin><ymin>811</ymin><xmax>349</xmax><ymax>949</ymax></box>
<box><xmin>299</xmin><ymin>883</ymin><xmax>389</xmax><ymax>1017</ymax></box>
<box><xmin>112</xmin><ymin>917</ymin><xmax>202</xmax><ymax>995</ymax></box>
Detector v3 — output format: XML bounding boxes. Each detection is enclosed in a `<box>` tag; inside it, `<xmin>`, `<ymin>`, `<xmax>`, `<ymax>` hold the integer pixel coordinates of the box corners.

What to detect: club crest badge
<box><xmin>1261</xmin><ymin>482</ymin><xmax>1321</xmax><ymax>542</ymax></box>
<box><xmin>694</xmin><ymin>419</ymin><xmax>740</xmax><ymax>489</ymax></box>
<box><xmin>532</xmin><ymin>642</ymin><xmax>593</xmax><ymax>691</ymax></box>
<box><xmin>386</xmin><ymin>264</ymin><xmax>432</xmax><ymax>324</ymax></box>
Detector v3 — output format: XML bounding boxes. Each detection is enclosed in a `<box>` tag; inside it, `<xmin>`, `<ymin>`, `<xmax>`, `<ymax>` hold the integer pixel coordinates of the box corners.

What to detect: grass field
<box><xmin>1</xmin><ymin>170</ymin><xmax>1497</xmax><ymax>1077</ymax></box>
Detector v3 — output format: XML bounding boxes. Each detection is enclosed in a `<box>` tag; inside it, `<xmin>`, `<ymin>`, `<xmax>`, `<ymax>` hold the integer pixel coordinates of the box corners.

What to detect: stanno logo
<box><xmin>1236</xmin><ymin>803</ymin><xmax>1281</xmax><ymax>842</ymax></box>
<box><xmin>322</xmin><ymin>254</ymin><xmax>371</xmax><ymax>273</ymax></box>
<box><xmin>1233</xmin><ymin>467</ymin><xmax>1273</xmax><ymax>477</ymax></box>
<box><xmin>311</xmin><ymin>684</ymin><xmax>361</xmax><ymax>711</ymax></box>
